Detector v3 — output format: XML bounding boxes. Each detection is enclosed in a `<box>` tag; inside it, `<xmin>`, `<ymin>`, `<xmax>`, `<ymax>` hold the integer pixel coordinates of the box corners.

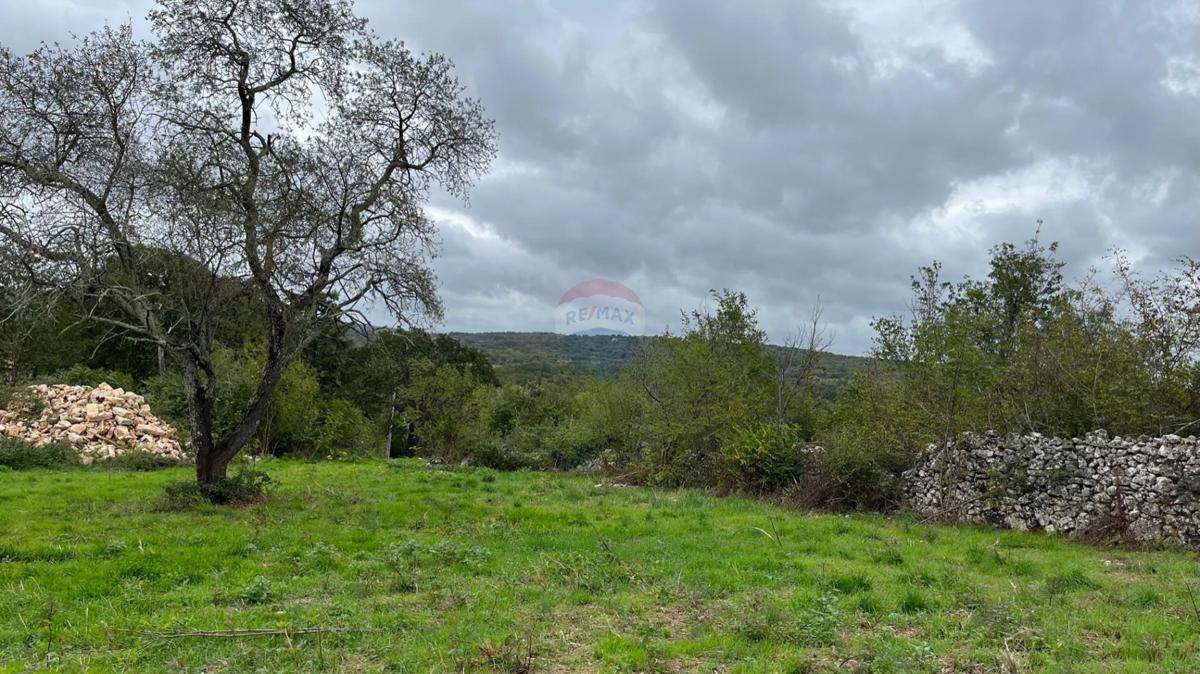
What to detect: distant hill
<box><xmin>448</xmin><ymin>331</ymin><xmax>871</xmax><ymax>397</ymax></box>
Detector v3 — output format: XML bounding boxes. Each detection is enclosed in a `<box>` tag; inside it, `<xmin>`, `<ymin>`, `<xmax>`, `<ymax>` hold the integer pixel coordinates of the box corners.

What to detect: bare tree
<box><xmin>774</xmin><ymin>301</ymin><xmax>834</xmax><ymax>419</ymax></box>
<box><xmin>0</xmin><ymin>0</ymin><xmax>497</xmax><ymax>486</ymax></box>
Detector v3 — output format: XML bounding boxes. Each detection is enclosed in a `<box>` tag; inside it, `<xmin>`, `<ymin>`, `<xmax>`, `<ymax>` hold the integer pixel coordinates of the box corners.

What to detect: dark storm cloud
<box><xmin>3</xmin><ymin>0</ymin><xmax>1198</xmax><ymax>352</ymax></box>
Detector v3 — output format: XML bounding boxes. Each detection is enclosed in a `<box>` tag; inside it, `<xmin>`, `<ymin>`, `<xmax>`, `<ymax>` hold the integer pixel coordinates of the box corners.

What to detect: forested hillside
<box><xmin>449</xmin><ymin>331</ymin><xmax>870</xmax><ymax>396</ymax></box>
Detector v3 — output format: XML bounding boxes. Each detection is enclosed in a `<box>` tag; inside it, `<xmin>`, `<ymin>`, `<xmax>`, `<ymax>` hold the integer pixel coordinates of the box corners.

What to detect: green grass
<box><xmin>2</xmin><ymin>461</ymin><xmax>1200</xmax><ymax>672</ymax></box>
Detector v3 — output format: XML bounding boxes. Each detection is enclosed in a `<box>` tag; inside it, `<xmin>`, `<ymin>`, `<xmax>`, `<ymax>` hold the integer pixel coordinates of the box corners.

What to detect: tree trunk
<box><xmin>196</xmin><ymin>449</ymin><xmax>229</xmax><ymax>483</ymax></box>
<box><xmin>178</xmin><ymin>322</ymin><xmax>292</xmax><ymax>489</ymax></box>
<box><xmin>181</xmin><ymin>358</ymin><xmax>223</xmax><ymax>485</ymax></box>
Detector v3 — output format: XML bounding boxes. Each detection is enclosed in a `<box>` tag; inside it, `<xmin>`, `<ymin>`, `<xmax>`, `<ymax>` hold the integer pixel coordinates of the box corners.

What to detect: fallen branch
<box><xmin>122</xmin><ymin>627</ymin><xmax>372</xmax><ymax>640</ymax></box>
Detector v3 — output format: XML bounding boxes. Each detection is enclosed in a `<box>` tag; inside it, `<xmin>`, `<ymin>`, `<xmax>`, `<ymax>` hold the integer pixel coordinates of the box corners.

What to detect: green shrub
<box><xmin>559</xmin><ymin>378</ymin><xmax>647</xmax><ymax>469</ymax></box>
<box><xmin>161</xmin><ymin>468</ymin><xmax>273</xmax><ymax>507</ymax></box>
<box><xmin>626</xmin><ymin>291</ymin><xmax>779</xmax><ymax>487</ymax></box>
<box><xmin>141</xmin><ymin>373</ymin><xmax>191</xmax><ymax>438</ymax></box>
<box><xmin>813</xmin><ymin>432</ymin><xmax>908</xmax><ymax>510</ymax></box>
<box><xmin>457</xmin><ymin>380</ymin><xmax>626</xmax><ymax>471</ymax></box>
<box><xmin>400</xmin><ymin>362</ymin><xmax>491</xmax><ymax>463</ymax></box>
<box><xmin>234</xmin><ymin>575</ymin><xmax>275</xmax><ymax>604</ymax></box>
<box><xmin>813</xmin><ymin>373</ymin><xmax>921</xmax><ymax>509</ymax></box>
<box><xmin>464</xmin><ymin>435</ymin><xmax>545</xmax><ymax>471</ymax></box>
<box><xmin>261</xmin><ymin>360</ymin><xmax>323</xmax><ymax>455</ymax></box>
<box><xmin>722</xmin><ymin>422</ymin><xmax>814</xmax><ymax>490</ymax></box>
<box><xmin>312</xmin><ymin>398</ymin><xmax>383</xmax><ymax>459</ymax></box>
<box><xmin>205</xmin><ymin>344</ymin><xmax>382</xmax><ymax>459</ymax></box>
<box><xmin>466</xmin><ymin>385</ymin><xmax>538</xmax><ymax>467</ymax></box>
<box><xmin>0</xmin><ymin>438</ymin><xmax>79</xmax><ymax>470</ymax></box>
<box><xmin>100</xmin><ymin>450</ymin><xmax>191</xmax><ymax>472</ymax></box>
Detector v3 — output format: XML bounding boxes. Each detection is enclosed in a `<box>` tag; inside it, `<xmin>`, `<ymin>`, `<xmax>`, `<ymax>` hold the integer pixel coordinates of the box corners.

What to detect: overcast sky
<box><xmin>3</xmin><ymin>0</ymin><xmax>1198</xmax><ymax>354</ymax></box>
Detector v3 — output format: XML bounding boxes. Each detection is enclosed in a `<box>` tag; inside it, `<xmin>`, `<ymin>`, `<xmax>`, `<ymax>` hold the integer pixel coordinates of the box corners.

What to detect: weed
<box><xmin>898</xmin><ymin>589</ymin><xmax>932</xmax><ymax>614</ymax></box>
<box><xmin>793</xmin><ymin>593</ymin><xmax>841</xmax><ymax>646</ymax></box>
<box><xmin>1131</xmin><ymin>587</ymin><xmax>1161</xmax><ymax>607</ymax></box>
<box><xmin>726</xmin><ymin>592</ymin><xmax>790</xmax><ymax>642</ymax></box>
<box><xmin>235</xmin><ymin>575</ymin><xmax>275</xmax><ymax>604</ymax></box>
<box><xmin>385</xmin><ymin>540</ymin><xmax>492</xmax><ymax>572</ymax></box>
<box><xmin>1043</xmin><ymin>569</ymin><xmax>1099</xmax><ymax>595</ymax></box>
<box><xmin>478</xmin><ymin>634</ymin><xmax>535</xmax><ymax>673</ymax></box>
<box><xmin>831</xmin><ymin>572</ymin><xmax>872</xmax><ymax>594</ymax></box>
<box><xmin>873</xmin><ymin>546</ymin><xmax>905</xmax><ymax>566</ymax></box>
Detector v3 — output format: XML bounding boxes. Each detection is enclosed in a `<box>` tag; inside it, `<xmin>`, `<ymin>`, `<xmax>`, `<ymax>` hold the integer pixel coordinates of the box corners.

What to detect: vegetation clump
<box><xmin>0</xmin><ymin>438</ymin><xmax>79</xmax><ymax>470</ymax></box>
<box><xmin>161</xmin><ymin>468</ymin><xmax>273</xmax><ymax>509</ymax></box>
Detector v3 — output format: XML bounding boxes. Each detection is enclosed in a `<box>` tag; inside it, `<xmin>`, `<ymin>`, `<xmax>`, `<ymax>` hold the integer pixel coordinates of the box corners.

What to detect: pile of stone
<box><xmin>0</xmin><ymin>383</ymin><xmax>186</xmax><ymax>464</ymax></box>
<box><xmin>904</xmin><ymin>430</ymin><xmax>1200</xmax><ymax>547</ymax></box>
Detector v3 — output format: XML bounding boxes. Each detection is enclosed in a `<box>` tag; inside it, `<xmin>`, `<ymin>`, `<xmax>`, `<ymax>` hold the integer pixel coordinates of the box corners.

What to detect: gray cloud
<box><xmin>3</xmin><ymin>0</ymin><xmax>1198</xmax><ymax>353</ymax></box>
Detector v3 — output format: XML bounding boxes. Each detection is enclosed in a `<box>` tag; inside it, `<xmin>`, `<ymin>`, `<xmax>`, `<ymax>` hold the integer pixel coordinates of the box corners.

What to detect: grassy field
<box><xmin>2</xmin><ymin>462</ymin><xmax>1200</xmax><ymax>672</ymax></box>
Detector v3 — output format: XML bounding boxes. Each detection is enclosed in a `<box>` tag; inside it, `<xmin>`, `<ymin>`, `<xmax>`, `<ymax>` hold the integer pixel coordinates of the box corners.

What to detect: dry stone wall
<box><xmin>0</xmin><ymin>383</ymin><xmax>186</xmax><ymax>463</ymax></box>
<box><xmin>904</xmin><ymin>430</ymin><xmax>1200</xmax><ymax>547</ymax></box>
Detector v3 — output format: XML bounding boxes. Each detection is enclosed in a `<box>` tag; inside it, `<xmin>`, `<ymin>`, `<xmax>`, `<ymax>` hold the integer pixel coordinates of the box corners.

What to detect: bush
<box><xmin>624</xmin><ymin>290</ymin><xmax>779</xmax><ymax>486</ymax></box>
<box><xmin>235</xmin><ymin>575</ymin><xmax>275</xmax><ymax>604</ymax></box>
<box><xmin>161</xmin><ymin>468</ymin><xmax>273</xmax><ymax>507</ymax></box>
<box><xmin>561</xmin><ymin>378</ymin><xmax>647</xmax><ymax>469</ymax></box>
<box><xmin>723</xmin><ymin>422</ymin><xmax>815</xmax><ymax>491</ymax></box>
<box><xmin>141</xmin><ymin>372</ymin><xmax>191</xmax><ymax>439</ymax></box>
<box><xmin>811</xmin><ymin>372</ymin><xmax>922</xmax><ymax>510</ymax></box>
<box><xmin>401</xmin><ymin>361</ymin><xmax>491</xmax><ymax>462</ymax></box>
<box><xmin>812</xmin><ymin>435</ymin><xmax>907</xmax><ymax>510</ymax></box>
<box><xmin>100</xmin><ymin>449</ymin><xmax>191</xmax><ymax>472</ymax></box>
<box><xmin>262</xmin><ymin>360</ymin><xmax>323</xmax><ymax>455</ymax></box>
<box><xmin>206</xmin><ymin>344</ymin><xmax>382</xmax><ymax>459</ymax></box>
<box><xmin>464</xmin><ymin>434</ymin><xmax>549</xmax><ymax>471</ymax></box>
<box><xmin>312</xmin><ymin>398</ymin><xmax>384</xmax><ymax>459</ymax></box>
<box><xmin>0</xmin><ymin>438</ymin><xmax>79</xmax><ymax>470</ymax></box>
<box><xmin>460</xmin><ymin>380</ymin><xmax>613</xmax><ymax>471</ymax></box>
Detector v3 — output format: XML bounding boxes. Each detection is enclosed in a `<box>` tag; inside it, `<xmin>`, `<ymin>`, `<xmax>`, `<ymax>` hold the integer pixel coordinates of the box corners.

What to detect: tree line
<box><xmin>362</xmin><ymin>237</ymin><xmax>1198</xmax><ymax>509</ymax></box>
<box><xmin>1</xmin><ymin>230</ymin><xmax>1196</xmax><ymax>508</ymax></box>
